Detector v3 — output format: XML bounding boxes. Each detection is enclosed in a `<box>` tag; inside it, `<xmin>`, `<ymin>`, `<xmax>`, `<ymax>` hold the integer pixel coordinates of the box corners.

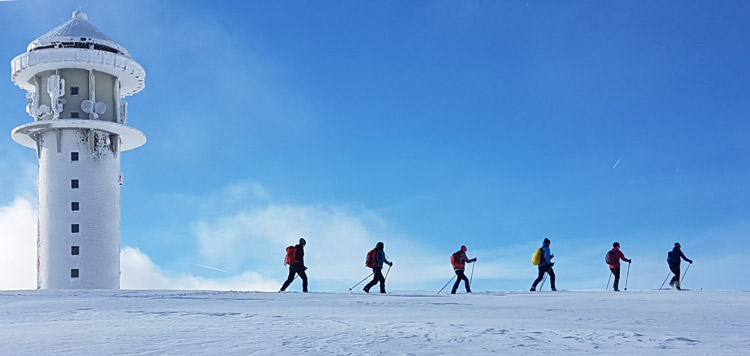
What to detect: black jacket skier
<box><xmin>667</xmin><ymin>242</ymin><xmax>692</xmax><ymax>290</ymax></box>
<box><xmin>280</xmin><ymin>238</ymin><xmax>308</xmax><ymax>292</ymax></box>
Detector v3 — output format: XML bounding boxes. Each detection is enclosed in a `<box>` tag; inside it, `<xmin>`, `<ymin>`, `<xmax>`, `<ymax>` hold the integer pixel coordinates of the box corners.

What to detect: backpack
<box><xmin>605</xmin><ymin>250</ymin><xmax>617</xmax><ymax>265</ymax></box>
<box><xmin>450</xmin><ymin>251</ymin><xmax>463</xmax><ymax>269</ymax></box>
<box><xmin>531</xmin><ymin>248</ymin><xmax>542</xmax><ymax>265</ymax></box>
<box><xmin>365</xmin><ymin>249</ymin><xmax>377</xmax><ymax>268</ymax></box>
<box><xmin>667</xmin><ymin>251</ymin><xmax>677</xmax><ymax>264</ymax></box>
<box><xmin>284</xmin><ymin>245</ymin><xmax>297</xmax><ymax>265</ymax></box>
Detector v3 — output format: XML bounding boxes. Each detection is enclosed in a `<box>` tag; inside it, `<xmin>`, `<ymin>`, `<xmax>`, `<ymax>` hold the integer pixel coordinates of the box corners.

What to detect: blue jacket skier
<box><xmin>364</xmin><ymin>242</ymin><xmax>393</xmax><ymax>294</ymax></box>
<box><xmin>530</xmin><ymin>238</ymin><xmax>556</xmax><ymax>291</ymax></box>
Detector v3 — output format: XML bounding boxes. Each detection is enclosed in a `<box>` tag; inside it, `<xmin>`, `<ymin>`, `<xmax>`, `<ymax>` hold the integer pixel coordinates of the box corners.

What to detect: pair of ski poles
<box><xmin>437</xmin><ymin>262</ymin><xmax>476</xmax><ymax>294</ymax></box>
<box><xmin>605</xmin><ymin>262</ymin><xmax>631</xmax><ymax>291</ymax></box>
<box><xmin>659</xmin><ymin>263</ymin><xmax>691</xmax><ymax>291</ymax></box>
<box><xmin>348</xmin><ymin>264</ymin><xmax>392</xmax><ymax>292</ymax></box>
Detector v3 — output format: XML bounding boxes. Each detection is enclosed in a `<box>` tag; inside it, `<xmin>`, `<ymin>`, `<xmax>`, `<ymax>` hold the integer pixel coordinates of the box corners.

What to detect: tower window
<box><xmin>71</xmin><ymin>246</ymin><xmax>80</xmax><ymax>255</ymax></box>
<box><xmin>70</xmin><ymin>87</ymin><xmax>79</xmax><ymax>96</ymax></box>
<box><xmin>71</xmin><ymin>269</ymin><xmax>79</xmax><ymax>278</ymax></box>
<box><xmin>71</xmin><ymin>152</ymin><xmax>79</xmax><ymax>161</ymax></box>
<box><xmin>71</xmin><ymin>224</ymin><xmax>79</xmax><ymax>233</ymax></box>
<box><xmin>71</xmin><ymin>202</ymin><xmax>79</xmax><ymax>211</ymax></box>
<box><xmin>71</xmin><ymin>112</ymin><xmax>80</xmax><ymax>119</ymax></box>
<box><xmin>71</xmin><ymin>179</ymin><xmax>79</xmax><ymax>189</ymax></box>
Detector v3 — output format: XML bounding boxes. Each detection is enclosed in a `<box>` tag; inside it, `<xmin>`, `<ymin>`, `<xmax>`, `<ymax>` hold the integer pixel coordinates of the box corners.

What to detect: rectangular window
<box><xmin>71</xmin><ymin>179</ymin><xmax>79</xmax><ymax>189</ymax></box>
<box><xmin>71</xmin><ymin>224</ymin><xmax>79</xmax><ymax>233</ymax></box>
<box><xmin>71</xmin><ymin>246</ymin><xmax>80</xmax><ymax>255</ymax></box>
<box><xmin>71</xmin><ymin>269</ymin><xmax>79</xmax><ymax>278</ymax></box>
<box><xmin>70</xmin><ymin>87</ymin><xmax>79</xmax><ymax>96</ymax></box>
<box><xmin>71</xmin><ymin>112</ymin><xmax>79</xmax><ymax>119</ymax></box>
<box><xmin>71</xmin><ymin>152</ymin><xmax>79</xmax><ymax>161</ymax></box>
<box><xmin>71</xmin><ymin>202</ymin><xmax>79</xmax><ymax>211</ymax></box>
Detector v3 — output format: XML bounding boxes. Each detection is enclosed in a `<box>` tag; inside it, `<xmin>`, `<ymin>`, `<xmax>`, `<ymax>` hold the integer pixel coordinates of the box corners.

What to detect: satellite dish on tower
<box><xmin>94</xmin><ymin>102</ymin><xmax>107</xmax><ymax>114</ymax></box>
<box><xmin>81</xmin><ymin>100</ymin><xmax>94</xmax><ymax>113</ymax></box>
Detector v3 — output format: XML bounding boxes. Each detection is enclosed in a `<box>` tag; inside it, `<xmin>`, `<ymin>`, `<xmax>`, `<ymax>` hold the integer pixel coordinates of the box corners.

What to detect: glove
<box><xmin>550</xmin><ymin>262</ymin><xmax>555</xmax><ymax>267</ymax></box>
<box><xmin>389</xmin><ymin>262</ymin><xmax>394</xmax><ymax>267</ymax></box>
<box><xmin>304</xmin><ymin>266</ymin><xmax>308</xmax><ymax>270</ymax></box>
<box><xmin>628</xmin><ymin>259</ymin><xmax>632</xmax><ymax>263</ymax></box>
<box><xmin>689</xmin><ymin>261</ymin><xmax>693</xmax><ymax>264</ymax></box>
<box><xmin>471</xmin><ymin>258</ymin><xmax>477</xmax><ymax>262</ymax></box>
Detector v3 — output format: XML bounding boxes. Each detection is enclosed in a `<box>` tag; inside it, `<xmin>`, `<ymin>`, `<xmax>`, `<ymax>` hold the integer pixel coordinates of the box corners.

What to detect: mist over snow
<box><xmin>1</xmin><ymin>182</ymin><xmax>749</xmax><ymax>293</ymax></box>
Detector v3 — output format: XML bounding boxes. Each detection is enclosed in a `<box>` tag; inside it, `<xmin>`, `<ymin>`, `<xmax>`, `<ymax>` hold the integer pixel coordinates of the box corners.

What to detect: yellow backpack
<box><xmin>531</xmin><ymin>248</ymin><xmax>542</xmax><ymax>265</ymax></box>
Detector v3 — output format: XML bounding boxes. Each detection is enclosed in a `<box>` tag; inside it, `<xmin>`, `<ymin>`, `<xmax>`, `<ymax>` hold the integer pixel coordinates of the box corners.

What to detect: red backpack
<box><xmin>285</xmin><ymin>246</ymin><xmax>297</xmax><ymax>265</ymax></box>
<box><xmin>365</xmin><ymin>249</ymin><xmax>377</xmax><ymax>268</ymax></box>
<box><xmin>605</xmin><ymin>250</ymin><xmax>617</xmax><ymax>265</ymax></box>
<box><xmin>450</xmin><ymin>251</ymin><xmax>464</xmax><ymax>269</ymax></box>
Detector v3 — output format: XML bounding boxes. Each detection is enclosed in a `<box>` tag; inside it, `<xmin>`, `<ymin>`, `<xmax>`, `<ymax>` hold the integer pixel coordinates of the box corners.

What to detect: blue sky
<box><xmin>1</xmin><ymin>0</ymin><xmax>749</xmax><ymax>291</ymax></box>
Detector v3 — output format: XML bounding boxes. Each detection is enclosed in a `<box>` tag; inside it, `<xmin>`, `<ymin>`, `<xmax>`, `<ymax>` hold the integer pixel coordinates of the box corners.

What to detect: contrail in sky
<box><xmin>193</xmin><ymin>263</ymin><xmax>228</xmax><ymax>273</ymax></box>
<box><xmin>612</xmin><ymin>155</ymin><xmax>624</xmax><ymax>169</ymax></box>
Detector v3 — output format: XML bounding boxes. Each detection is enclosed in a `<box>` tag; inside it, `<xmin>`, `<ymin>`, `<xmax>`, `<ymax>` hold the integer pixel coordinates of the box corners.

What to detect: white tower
<box><xmin>9</xmin><ymin>10</ymin><xmax>146</xmax><ymax>289</ymax></box>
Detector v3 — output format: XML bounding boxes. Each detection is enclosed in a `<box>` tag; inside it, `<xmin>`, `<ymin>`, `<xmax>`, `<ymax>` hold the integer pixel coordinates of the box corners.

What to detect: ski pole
<box><xmin>659</xmin><ymin>271</ymin><xmax>672</xmax><ymax>291</ymax></box>
<box><xmin>348</xmin><ymin>272</ymin><xmax>374</xmax><ymax>291</ymax></box>
<box><xmin>469</xmin><ymin>262</ymin><xmax>476</xmax><ymax>286</ymax></box>
<box><xmin>384</xmin><ymin>264</ymin><xmax>392</xmax><ymax>281</ymax></box>
<box><xmin>624</xmin><ymin>262</ymin><xmax>631</xmax><ymax>291</ymax></box>
<box><xmin>606</xmin><ymin>271</ymin><xmax>612</xmax><ymax>291</ymax></box>
<box><xmin>539</xmin><ymin>272</ymin><xmax>548</xmax><ymax>291</ymax></box>
<box><xmin>680</xmin><ymin>263</ymin><xmax>691</xmax><ymax>285</ymax></box>
<box><xmin>437</xmin><ymin>275</ymin><xmax>457</xmax><ymax>294</ymax></box>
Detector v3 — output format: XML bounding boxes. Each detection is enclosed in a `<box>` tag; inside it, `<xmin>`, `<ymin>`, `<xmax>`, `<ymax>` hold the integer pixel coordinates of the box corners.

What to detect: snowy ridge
<box><xmin>1</xmin><ymin>289</ymin><xmax>748</xmax><ymax>355</ymax></box>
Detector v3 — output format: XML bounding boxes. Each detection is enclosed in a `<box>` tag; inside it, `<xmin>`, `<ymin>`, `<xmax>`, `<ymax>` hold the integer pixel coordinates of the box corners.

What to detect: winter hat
<box><xmin>613</xmin><ymin>242</ymin><xmax>620</xmax><ymax>248</ymax></box>
<box><xmin>674</xmin><ymin>242</ymin><xmax>680</xmax><ymax>248</ymax></box>
<box><xmin>299</xmin><ymin>237</ymin><xmax>306</xmax><ymax>245</ymax></box>
<box><xmin>460</xmin><ymin>245</ymin><xmax>467</xmax><ymax>252</ymax></box>
<box><xmin>543</xmin><ymin>238</ymin><xmax>551</xmax><ymax>244</ymax></box>
<box><xmin>376</xmin><ymin>241</ymin><xmax>384</xmax><ymax>250</ymax></box>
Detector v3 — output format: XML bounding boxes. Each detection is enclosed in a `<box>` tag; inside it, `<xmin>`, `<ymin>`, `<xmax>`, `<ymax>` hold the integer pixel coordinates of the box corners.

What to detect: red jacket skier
<box><xmin>450</xmin><ymin>245</ymin><xmax>477</xmax><ymax>294</ymax></box>
<box><xmin>607</xmin><ymin>242</ymin><xmax>631</xmax><ymax>292</ymax></box>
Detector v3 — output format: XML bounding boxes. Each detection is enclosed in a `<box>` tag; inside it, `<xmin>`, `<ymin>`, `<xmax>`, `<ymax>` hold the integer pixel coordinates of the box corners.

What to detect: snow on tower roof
<box><xmin>27</xmin><ymin>9</ymin><xmax>131</xmax><ymax>58</ymax></box>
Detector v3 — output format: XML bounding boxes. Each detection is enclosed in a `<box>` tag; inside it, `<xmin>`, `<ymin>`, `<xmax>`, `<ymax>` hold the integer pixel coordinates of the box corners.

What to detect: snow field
<box><xmin>0</xmin><ymin>289</ymin><xmax>748</xmax><ymax>355</ymax></box>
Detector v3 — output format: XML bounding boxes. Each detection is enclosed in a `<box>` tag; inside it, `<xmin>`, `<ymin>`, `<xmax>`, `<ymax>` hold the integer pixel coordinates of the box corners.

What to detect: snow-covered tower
<box><xmin>9</xmin><ymin>10</ymin><xmax>146</xmax><ymax>289</ymax></box>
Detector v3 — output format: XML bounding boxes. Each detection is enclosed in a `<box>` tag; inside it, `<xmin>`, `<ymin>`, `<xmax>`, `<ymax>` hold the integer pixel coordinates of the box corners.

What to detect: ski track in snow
<box><xmin>0</xmin><ymin>290</ymin><xmax>748</xmax><ymax>355</ymax></box>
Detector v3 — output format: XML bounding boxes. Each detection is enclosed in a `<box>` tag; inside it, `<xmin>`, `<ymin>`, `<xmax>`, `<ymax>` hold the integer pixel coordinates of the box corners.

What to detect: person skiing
<box><xmin>667</xmin><ymin>242</ymin><xmax>692</xmax><ymax>290</ymax></box>
<box><xmin>530</xmin><ymin>238</ymin><xmax>556</xmax><ymax>291</ymax></box>
<box><xmin>363</xmin><ymin>242</ymin><xmax>393</xmax><ymax>294</ymax></box>
<box><xmin>450</xmin><ymin>245</ymin><xmax>477</xmax><ymax>294</ymax></box>
<box><xmin>607</xmin><ymin>242</ymin><xmax>632</xmax><ymax>292</ymax></box>
<box><xmin>280</xmin><ymin>237</ymin><xmax>308</xmax><ymax>293</ymax></box>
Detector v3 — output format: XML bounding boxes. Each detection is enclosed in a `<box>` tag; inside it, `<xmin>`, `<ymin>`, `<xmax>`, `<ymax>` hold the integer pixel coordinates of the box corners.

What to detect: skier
<box><xmin>530</xmin><ymin>238</ymin><xmax>556</xmax><ymax>291</ymax></box>
<box><xmin>280</xmin><ymin>237</ymin><xmax>308</xmax><ymax>293</ymax></box>
<box><xmin>607</xmin><ymin>242</ymin><xmax>632</xmax><ymax>292</ymax></box>
<box><xmin>667</xmin><ymin>242</ymin><xmax>692</xmax><ymax>290</ymax></box>
<box><xmin>450</xmin><ymin>245</ymin><xmax>477</xmax><ymax>294</ymax></box>
<box><xmin>363</xmin><ymin>242</ymin><xmax>393</xmax><ymax>294</ymax></box>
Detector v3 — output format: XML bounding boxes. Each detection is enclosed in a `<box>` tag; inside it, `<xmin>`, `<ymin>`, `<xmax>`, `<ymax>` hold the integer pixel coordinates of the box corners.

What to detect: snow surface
<box><xmin>1</xmin><ymin>289</ymin><xmax>748</xmax><ymax>355</ymax></box>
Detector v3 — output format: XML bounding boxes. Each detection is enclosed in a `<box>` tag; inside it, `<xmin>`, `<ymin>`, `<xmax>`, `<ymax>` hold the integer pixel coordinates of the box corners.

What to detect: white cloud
<box><xmin>0</xmin><ymin>197</ymin><xmax>37</xmax><ymax>290</ymax></box>
<box><xmin>191</xmin><ymin>202</ymin><xmax>459</xmax><ymax>286</ymax></box>
<box><xmin>121</xmin><ymin>247</ymin><xmax>279</xmax><ymax>291</ymax></box>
